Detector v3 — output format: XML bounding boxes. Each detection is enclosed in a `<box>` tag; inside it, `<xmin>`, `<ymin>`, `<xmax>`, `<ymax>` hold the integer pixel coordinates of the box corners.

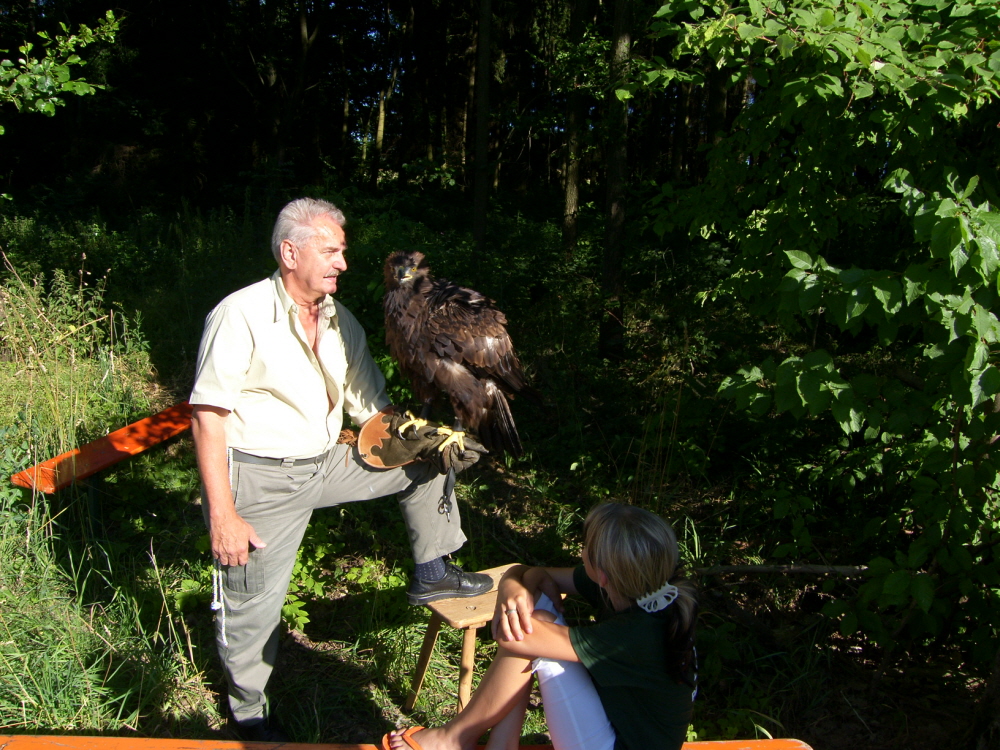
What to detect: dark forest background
<box><xmin>2</xmin><ymin>1</ymin><xmax>1000</xmax><ymax>748</ymax></box>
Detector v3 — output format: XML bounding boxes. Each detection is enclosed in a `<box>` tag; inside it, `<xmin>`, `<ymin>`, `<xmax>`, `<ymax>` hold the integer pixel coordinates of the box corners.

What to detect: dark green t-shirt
<box><xmin>568</xmin><ymin>565</ymin><xmax>694</xmax><ymax>750</ymax></box>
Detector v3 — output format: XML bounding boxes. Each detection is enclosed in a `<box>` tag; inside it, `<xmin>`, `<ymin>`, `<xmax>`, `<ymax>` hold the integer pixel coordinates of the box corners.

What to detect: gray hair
<box><xmin>271</xmin><ymin>198</ymin><xmax>346</xmax><ymax>261</ymax></box>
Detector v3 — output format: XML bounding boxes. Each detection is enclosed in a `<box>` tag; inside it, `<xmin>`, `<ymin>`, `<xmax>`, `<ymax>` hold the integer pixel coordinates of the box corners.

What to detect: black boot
<box><xmin>234</xmin><ymin>717</ymin><xmax>290</xmax><ymax>742</ymax></box>
<box><xmin>407</xmin><ymin>563</ymin><xmax>493</xmax><ymax>605</ymax></box>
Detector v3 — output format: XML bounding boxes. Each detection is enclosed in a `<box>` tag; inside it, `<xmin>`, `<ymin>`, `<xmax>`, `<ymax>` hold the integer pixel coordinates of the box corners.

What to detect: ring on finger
<box><xmin>506</xmin><ymin>609</ymin><xmax>517</xmax><ymax>614</ymax></box>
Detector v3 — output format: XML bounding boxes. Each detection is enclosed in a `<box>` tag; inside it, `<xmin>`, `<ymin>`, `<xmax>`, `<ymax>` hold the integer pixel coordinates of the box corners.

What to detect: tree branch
<box><xmin>695</xmin><ymin>564</ymin><xmax>868</xmax><ymax>576</ymax></box>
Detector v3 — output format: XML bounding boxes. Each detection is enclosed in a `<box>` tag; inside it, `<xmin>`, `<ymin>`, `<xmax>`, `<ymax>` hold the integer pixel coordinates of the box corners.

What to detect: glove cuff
<box><xmin>358</xmin><ymin>407</ymin><xmax>411</xmax><ymax>468</ymax></box>
<box><xmin>358</xmin><ymin>407</ymin><xmax>488</xmax><ymax>473</ymax></box>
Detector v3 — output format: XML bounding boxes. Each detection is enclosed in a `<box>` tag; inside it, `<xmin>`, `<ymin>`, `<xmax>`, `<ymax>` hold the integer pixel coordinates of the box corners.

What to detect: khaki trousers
<box><xmin>207</xmin><ymin>442</ymin><xmax>467</xmax><ymax>724</ymax></box>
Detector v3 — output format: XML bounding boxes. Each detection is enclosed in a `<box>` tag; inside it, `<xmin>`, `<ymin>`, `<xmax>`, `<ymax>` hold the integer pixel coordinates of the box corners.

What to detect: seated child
<box><xmin>382</xmin><ymin>502</ymin><xmax>698</xmax><ymax>750</ymax></box>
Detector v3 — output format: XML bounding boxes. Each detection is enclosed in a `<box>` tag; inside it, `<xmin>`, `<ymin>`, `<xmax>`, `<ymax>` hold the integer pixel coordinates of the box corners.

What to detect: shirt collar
<box><xmin>270</xmin><ymin>269</ymin><xmax>338</xmax><ymax>322</ymax></box>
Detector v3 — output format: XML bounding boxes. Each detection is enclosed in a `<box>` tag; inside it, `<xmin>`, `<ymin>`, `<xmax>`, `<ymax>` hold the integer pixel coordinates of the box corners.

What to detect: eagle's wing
<box><xmin>425</xmin><ymin>280</ymin><xmax>526</xmax><ymax>393</ymax></box>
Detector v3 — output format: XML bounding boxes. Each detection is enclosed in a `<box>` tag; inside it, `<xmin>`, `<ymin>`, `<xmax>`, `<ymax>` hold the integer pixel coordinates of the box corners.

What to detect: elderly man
<box><xmin>190</xmin><ymin>197</ymin><xmax>491</xmax><ymax>741</ymax></box>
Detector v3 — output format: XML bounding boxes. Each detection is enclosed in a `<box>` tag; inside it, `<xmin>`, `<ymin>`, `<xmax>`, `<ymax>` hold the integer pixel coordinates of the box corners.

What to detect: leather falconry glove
<box><xmin>358</xmin><ymin>407</ymin><xmax>487</xmax><ymax>473</ymax></box>
<box><xmin>439</xmin><ymin>434</ymin><xmax>488</xmax><ymax>474</ymax></box>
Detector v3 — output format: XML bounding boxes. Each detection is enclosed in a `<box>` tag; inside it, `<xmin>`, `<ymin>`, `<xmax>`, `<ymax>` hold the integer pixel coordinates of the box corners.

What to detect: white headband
<box><xmin>637</xmin><ymin>581</ymin><xmax>679</xmax><ymax>613</ymax></box>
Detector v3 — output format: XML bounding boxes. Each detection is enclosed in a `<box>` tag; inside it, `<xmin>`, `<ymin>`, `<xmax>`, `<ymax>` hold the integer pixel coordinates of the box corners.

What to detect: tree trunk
<box><xmin>276</xmin><ymin>1</ymin><xmax>322</xmax><ymax>170</ymax></box>
<box><xmin>598</xmin><ymin>0</ymin><xmax>630</xmax><ymax>361</ymax></box>
<box><xmin>397</xmin><ymin>0</ymin><xmax>438</xmax><ymax>175</ymax></box>
<box><xmin>340</xmin><ymin>89</ymin><xmax>351</xmax><ymax>175</ymax></box>
<box><xmin>370</xmin><ymin>89</ymin><xmax>386</xmax><ymax>190</ymax></box>
<box><xmin>670</xmin><ymin>82</ymin><xmax>690</xmax><ymax>182</ymax></box>
<box><xmin>562</xmin><ymin>0</ymin><xmax>587</xmax><ymax>257</ymax></box>
<box><xmin>361</xmin><ymin>106</ymin><xmax>374</xmax><ymax>166</ymax></box>
<box><xmin>472</xmin><ymin>0</ymin><xmax>492</xmax><ymax>252</ymax></box>
<box><xmin>563</xmin><ymin>100</ymin><xmax>581</xmax><ymax>255</ymax></box>
<box><xmin>706</xmin><ymin>61</ymin><xmax>728</xmax><ymax>147</ymax></box>
<box><xmin>441</xmin><ymin>11</ymin><xmax>474</xmax><ymax>185</ymax></box>
<box><xmin>370</xmin><ymin>66</ymin><xmax>399</xmax><ymax>191</ymax></box>
<box><xmin>463</xmin><ymin>34</ymin><xmax>475</xmax><ymax>175</ymax></box>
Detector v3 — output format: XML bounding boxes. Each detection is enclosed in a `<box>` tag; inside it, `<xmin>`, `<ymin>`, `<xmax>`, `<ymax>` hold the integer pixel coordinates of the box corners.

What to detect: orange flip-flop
<box><xmin>380</xmin><ymin>725</ymin><xmax>426</xmax><ymax>750</ymax></box>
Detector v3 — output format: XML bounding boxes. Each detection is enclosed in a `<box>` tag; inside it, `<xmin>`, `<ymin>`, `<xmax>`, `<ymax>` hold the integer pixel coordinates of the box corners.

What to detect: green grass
<box><xmin>0</xmin><ymin>258</ymin><xmax>216</xmax><ymax>735</ymax></box>
<box><xmin>0</xmin><ymin>475</ymin><xmax>216</xmax><ymax>733</ymax></box>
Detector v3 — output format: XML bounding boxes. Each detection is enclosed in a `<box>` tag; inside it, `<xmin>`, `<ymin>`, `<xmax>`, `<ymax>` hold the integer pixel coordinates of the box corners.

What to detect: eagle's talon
<box><xmin>397</xmin><ymin>411</ymin><xmax>430</xmax><ymax>438</ymax></box>
<box><xmin>436</xmin><ymin>429</ymin><xmax>466</xmax><ymax>453</ymax></box>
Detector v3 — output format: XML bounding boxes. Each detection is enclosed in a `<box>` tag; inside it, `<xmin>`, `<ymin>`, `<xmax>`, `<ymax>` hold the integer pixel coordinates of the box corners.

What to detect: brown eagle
<box><xmin>383</xmin><ymin>250</ymin><xmax>526</xmax><ymax>458</ymax></box>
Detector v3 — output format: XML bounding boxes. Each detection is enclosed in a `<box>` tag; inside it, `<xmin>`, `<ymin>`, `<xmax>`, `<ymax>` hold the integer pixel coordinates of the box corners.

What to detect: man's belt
<box><xmin>231</xmin><ymin>449</ymin><xmax>329</xmax><ymax>467</ymax></box>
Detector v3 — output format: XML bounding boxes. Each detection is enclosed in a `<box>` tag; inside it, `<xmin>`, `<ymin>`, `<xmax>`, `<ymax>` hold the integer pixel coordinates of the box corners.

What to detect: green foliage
<box><xmin>0</xmin><ymin>422</ymin><xmax>211</xmax><ymax>733</ymax></box>
<box><xmin>0</xmin><ymin>10</ymin><xmax>118</xmax><ymax>128</ymax></box>
<box><xmin>283</xmin><ymin>517</ymin><xmax>348</xmax><ymax>631</ymax></box>
<box><xmin>647</xmin><ymin>0</ymin><xmax>1000</xmax><ymax>661</ymax></box>
<box><xmin>0</xmin><ymin>260</ymin><xmax>153</xmax><ymax>458</ymax></box>
<box><xmin>0</xmin><ymin>250</ymin><xmax>221</xmax><ymax>733</ymax></box>
<box><xmin>548</xmin><ymin>27</ymin><xmax>612</xmax><ymax>100</ymax></box>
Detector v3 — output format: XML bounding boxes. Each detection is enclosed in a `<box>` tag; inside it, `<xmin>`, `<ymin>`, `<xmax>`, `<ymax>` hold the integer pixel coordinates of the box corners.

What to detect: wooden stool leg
<box><xmin>457</xmin><ymin>625</ymin><xmax>478</xmax><ymax>712</ymax></box>
<box><xmin>405</xmin><ymin>612</ymin><xmax>443</xmax><ymax>711</ymax></box>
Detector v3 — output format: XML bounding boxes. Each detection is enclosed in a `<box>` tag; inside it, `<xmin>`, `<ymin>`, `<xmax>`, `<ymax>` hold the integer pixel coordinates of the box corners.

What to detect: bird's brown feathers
<box><xmin>383</xmin><ymin>250</ymin><xmax>526</xmax><ymax>456</ymax></box>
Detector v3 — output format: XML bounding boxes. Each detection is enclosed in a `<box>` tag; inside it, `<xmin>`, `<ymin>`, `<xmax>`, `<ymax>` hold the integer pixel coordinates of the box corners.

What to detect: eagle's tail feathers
<box><xmin>486</xmin><ymin>381</ymin><xmax>522</xmax><ymax>458</ymax></box>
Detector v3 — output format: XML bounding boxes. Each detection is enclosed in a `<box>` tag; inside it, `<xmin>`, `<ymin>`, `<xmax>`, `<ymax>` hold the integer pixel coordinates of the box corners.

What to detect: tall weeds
<box><xmin>0</xmin><ymin>254</ymin><xmax>154</xmax><ymax>454</ymax></box>
<box><xmin>0</xmin><ymin>254</ymin><xmax>214</xmax><ymax>733</ymax></box>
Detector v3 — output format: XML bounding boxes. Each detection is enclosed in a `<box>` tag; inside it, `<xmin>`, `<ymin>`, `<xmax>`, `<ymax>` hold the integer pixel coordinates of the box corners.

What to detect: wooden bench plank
<box><xmin>9</xmin><ymin>402</ymin><xmax>193</xmax><ymax>494</ymax></box>
<box><xmin>0</xmin><ymin>735</ymin><xmax>813</xmax><ymax>749</ymax></box>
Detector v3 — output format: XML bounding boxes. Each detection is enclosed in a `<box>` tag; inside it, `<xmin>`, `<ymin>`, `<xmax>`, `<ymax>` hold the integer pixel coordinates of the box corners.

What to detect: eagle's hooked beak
<box><xmin>396</xmin><ymin>266</ymin><xmax>416</xmax><ymax>282</ymax></box>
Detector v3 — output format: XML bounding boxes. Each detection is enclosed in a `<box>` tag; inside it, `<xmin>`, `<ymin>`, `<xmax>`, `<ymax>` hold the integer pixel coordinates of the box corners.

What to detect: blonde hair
<box><xmin>583</xmin><ymin>503</ymin><xmax>697</xmax><ymax>639</ymax></box>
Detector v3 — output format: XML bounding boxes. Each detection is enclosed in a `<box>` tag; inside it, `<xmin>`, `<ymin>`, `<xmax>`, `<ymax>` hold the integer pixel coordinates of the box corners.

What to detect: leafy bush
<box><xmin>649</xmin><ymin>0</ymin><xmax>1000</xmax><ymax>662</ymax></box>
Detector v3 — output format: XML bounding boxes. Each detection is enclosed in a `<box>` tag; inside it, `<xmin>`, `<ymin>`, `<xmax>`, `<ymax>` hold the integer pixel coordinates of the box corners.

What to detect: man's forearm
<box><xmin>191</xmin><ymin>405</ymin><xmax>264</xmax><ymax>565</ymax></box>
<box><xmin>191</xmin><ymin>405</ymin><xmax>236</xmax><ymax>519</ymax></box>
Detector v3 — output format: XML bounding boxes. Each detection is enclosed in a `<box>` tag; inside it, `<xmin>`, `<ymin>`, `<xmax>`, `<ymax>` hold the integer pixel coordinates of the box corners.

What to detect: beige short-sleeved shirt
<box><xmin>190</xmin><ymin>270</ymin><xmax>390</xmax><ymax>459</ymax></box>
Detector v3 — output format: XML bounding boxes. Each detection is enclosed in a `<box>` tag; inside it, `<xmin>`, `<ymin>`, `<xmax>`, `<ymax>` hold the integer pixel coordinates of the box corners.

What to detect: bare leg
<box><xmin>387</xmin><ymin>651</ymin><xmax>534</xmax><ymax>750</ymax></box>
<box><xmin>482</xmin><ymin>602</ymin><xmax>557</xmax><ymax>750</ymax></box>
<box><xmin>482</xmin><ymin>676</ymin><xmax>531</xmax><ymax>750</ymax></box>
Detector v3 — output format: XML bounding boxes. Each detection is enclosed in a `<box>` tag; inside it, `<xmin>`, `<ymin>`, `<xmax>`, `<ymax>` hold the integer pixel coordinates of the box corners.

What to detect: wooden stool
<box><xmin>405</xmin><ymin>563</ymin><xmax>519</xmax><ymax>712</ymax></box>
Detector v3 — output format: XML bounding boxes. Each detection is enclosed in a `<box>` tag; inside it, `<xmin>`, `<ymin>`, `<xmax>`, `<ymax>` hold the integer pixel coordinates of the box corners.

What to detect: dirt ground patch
<box><xmin>792</xmin><ymin>662</ymin><xmax>979</xmax><ymax>750</ymax></box>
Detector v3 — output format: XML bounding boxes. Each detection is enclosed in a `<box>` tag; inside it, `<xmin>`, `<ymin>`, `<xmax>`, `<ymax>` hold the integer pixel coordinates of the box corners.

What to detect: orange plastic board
<box><xmin>0</xmin><ymin>739</ymin><xmax>345</xmax><ymax>750</ymax></box>
<box><xmin>0</xmin><ymin>736</ymin><xmax>812</xmax><ymax>750</ymax></box>
<box><xmin>9</xmin><ymin>402</ymin><xmax>193</xmax><ymax>494</ymax></box>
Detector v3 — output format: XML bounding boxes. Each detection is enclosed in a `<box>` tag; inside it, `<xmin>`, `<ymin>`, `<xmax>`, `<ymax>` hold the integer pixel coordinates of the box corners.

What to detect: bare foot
<box><xmin>386</xmin><ymin>726</ymin><xmax>459</xmax><ymax>750</ymax></box>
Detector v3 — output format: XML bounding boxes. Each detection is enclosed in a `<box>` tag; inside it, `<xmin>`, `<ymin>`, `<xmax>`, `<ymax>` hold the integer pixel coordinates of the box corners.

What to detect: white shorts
<box><xmin>531</xmin><ymin>594</ymin><xmax>616</xmax><ymax>750</ymax></box>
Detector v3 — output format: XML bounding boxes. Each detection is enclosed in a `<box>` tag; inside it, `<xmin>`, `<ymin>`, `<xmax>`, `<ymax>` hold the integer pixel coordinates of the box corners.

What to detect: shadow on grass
<box><xmin>270</xmin><ymin>590</ymin><xmax>421</xmax><ymax>744</ymax></box>
<box><xmin>29</xmin><ymin>431</ymin><xmax>585</xmax><ymax>744</ymax></box>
